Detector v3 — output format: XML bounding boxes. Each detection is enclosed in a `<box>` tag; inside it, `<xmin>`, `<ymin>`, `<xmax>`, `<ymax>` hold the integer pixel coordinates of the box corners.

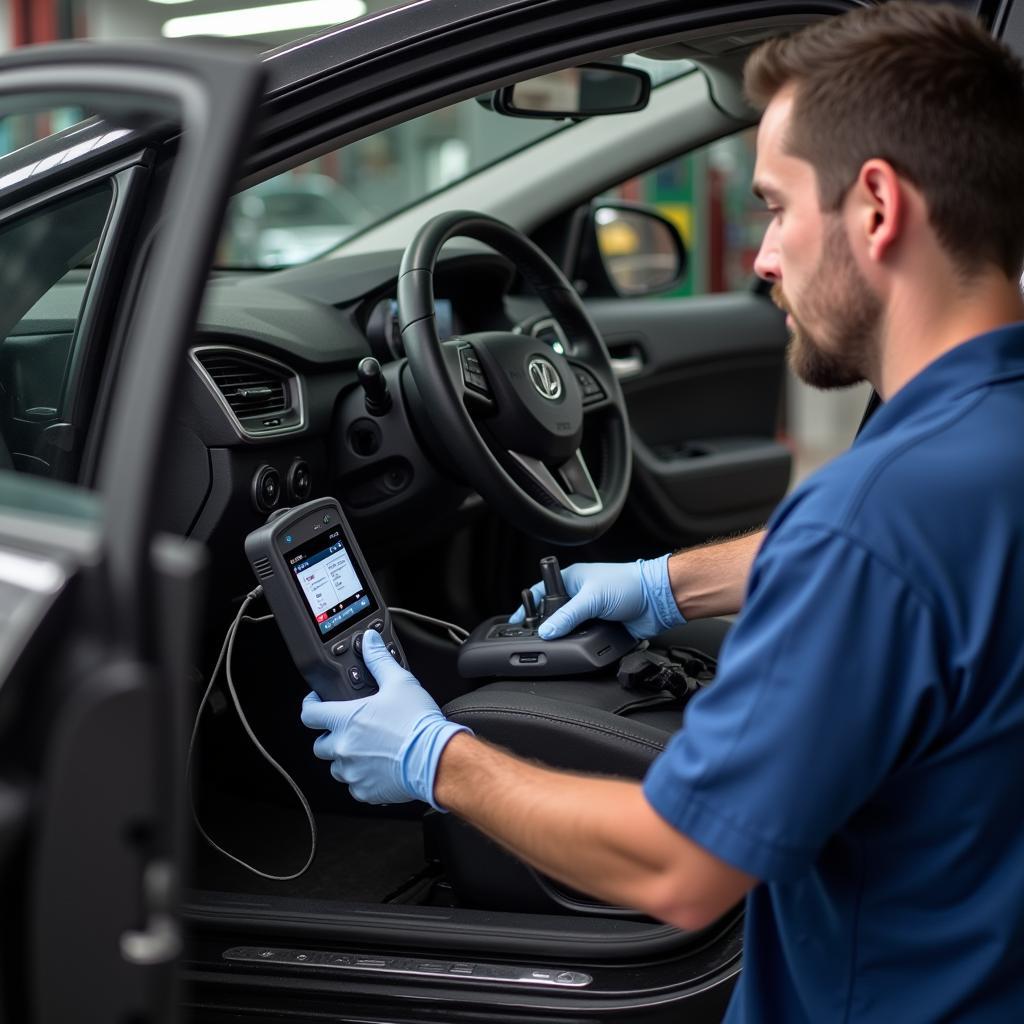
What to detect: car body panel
<box><xmin>0</xmin><ymin>41</ymin><xmax>264</xmax><ymax>1024</ymax></box>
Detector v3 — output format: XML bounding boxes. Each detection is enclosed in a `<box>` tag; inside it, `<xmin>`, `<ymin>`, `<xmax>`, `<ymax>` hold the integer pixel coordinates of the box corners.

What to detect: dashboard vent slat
<box><xmin>193</xmin><ymin>348</ymin><xmax>296</xmax><ymax>426</ymax></box>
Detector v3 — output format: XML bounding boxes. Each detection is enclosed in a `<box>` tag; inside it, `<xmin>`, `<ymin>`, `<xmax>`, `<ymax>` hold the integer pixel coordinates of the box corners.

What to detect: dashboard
<box><xmin>165</xmin><ymin>245</ymin><xmax>547</xmax><ymax>587</ymax></box>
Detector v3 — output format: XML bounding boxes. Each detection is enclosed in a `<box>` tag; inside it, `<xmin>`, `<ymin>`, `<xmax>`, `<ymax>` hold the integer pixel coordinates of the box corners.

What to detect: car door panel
<box><xmin>587</xmin><ymin>290</ymin><xmax>789</xmax><ymax>546</ymax></box>
<box><xmin>0</xmin><ymin>43</ymin><xmax>263</xmax><ymax>1024</ymax></box>
<box><xmin>0</xmin><ymin>332</ymin><xmax>71</xmax><ymax>465</ymax></box>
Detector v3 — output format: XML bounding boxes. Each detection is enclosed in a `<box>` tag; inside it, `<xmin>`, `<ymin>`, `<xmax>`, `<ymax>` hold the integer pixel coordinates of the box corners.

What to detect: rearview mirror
<box><xmin>484</xmin><ymin>63</ymin><xmax>651</xmax><ymax>120</ymax></box>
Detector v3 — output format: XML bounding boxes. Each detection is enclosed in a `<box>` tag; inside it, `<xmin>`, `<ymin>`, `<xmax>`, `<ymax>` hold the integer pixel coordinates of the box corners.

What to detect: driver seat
<box><xmin>429</xmin><ymin>619</ymin><xmax>730</xmax><ymax>915</ymax></box>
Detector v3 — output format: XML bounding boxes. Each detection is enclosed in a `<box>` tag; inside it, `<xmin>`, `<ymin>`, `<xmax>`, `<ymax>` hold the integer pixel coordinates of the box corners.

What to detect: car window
<box><xmin>600</xmin><ymin>126</ymin><xmax>768</xmax><ymax>297</ymax></box>
<box><xmin>0</xmin><ymin>182</ymin><xmax>113</xmax><ymax>482</ymax></box>
<box><xmin>0</xmin><ymin>106</ymin><xmax>88</xmax><ymax>156</ymax></box>
<box><xmin>218</xmin><ymin>54</ymin><xmax>695</xmax><ymax>269</ymax></box>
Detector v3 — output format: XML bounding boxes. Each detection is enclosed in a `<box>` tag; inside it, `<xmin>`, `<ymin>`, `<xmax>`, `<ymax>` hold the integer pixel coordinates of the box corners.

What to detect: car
<box><xmin>0</xmin><ymin>2</ymin><xmax>1013</xmax><ymax>1021</ymax></box>
<box><xmin>220</xmin><ymin>174</ymin><xmax>368</xmax><ymax>268</ymax></box>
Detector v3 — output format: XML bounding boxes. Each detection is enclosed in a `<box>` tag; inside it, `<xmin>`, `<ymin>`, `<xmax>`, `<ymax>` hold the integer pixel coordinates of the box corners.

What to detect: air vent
<box><xmin>251</xmin><ymin>557</ymin><xmax>274</xmax><ymax>581</ymax></box>
<box><xmin>197</xmin><ymin>352</ymin><xmax>287</xmax><ymax>417</ymax></box>
<box><xmin>191</xmin><ymin>346</ymin><xmax>304</xmax><ymax>439</ymax></box>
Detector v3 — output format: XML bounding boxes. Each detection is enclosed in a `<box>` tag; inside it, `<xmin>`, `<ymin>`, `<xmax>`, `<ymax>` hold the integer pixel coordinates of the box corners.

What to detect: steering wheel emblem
<box><xmin>528</xmin><ymin>357</ymin><xmax>563</xmax><ymax>401</ymax></box>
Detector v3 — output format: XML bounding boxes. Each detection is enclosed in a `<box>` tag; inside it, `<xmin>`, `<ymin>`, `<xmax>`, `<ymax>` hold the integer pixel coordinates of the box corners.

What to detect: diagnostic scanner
<box><xmin>245</xmin><ymin>497</ymin><xmax>405</xmax><ymax>701</ymax></box>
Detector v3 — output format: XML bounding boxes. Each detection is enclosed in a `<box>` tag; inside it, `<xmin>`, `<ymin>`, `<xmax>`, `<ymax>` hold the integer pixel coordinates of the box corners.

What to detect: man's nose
<box><xmin>753</xmin><ymin>224</ymin><xmax>781</xmax><ymax>282</ymax></box>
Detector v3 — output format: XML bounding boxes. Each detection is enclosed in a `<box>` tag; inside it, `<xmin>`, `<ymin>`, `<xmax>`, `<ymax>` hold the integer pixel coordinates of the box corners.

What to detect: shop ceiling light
<box><xmin>162</xmin><ymin>0</ymin><xmax>366</xmax><ymax>38</ymax></box>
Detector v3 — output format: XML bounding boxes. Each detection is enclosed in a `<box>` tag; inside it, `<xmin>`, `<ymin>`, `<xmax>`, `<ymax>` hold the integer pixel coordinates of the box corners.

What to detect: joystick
<box><xmin>520</xmin><ymin>588</ymin><xmax>541</xmax><ymax>630</ymax></box>
<box><xmin>456</xmin><ymin>554</ymin><xmax>637</xmax><ymax>678</ymax></box>
<box><xmin>538</xmin><ymin>556</ymin><xmax>570</xmax><ymax>619</ymax></box>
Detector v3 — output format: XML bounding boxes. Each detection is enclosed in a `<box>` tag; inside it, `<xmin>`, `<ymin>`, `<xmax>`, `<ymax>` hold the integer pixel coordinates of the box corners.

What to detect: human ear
<box><xmin>854</xmin><ymin>159</ymin><xmax>902</xmax><ymax>263</ymax></box>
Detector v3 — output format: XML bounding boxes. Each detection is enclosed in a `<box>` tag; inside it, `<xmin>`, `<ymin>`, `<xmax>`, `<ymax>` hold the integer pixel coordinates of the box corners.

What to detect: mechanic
<box><xmin>301</xmin><ymin>4</ymin><xmax>1024</xmax><ymax>1020</ymax></box>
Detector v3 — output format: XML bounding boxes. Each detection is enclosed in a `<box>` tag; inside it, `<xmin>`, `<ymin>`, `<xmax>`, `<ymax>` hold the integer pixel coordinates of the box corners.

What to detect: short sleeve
<box><xmin>643</xmin><ymin>524</ymin><xmax>948</xmax><ymax>881</ymax></box>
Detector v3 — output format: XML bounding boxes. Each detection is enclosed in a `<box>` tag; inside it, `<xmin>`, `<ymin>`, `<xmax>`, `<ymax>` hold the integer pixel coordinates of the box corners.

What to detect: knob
<box><xmin>521</xmin><ymin>588</ymin><xmax>541</xmax><ymax>630</ymax></box>
<box><xmin>252</xmin><ymin>465</ymin><xmax>281</xmax><ymax>513</ymax></box>
<box><xmin>358</xmin><ymin>357</ymin><xmax>391</xmax><ymax>415</ymax></box>
<box><xmin>539</xmin><ymin>555</ymin><xmax>569</xmax><ymax>619</ymax></box>
<box><xmin>288</xmin><ymin>459</ymin><xmax>312</xmax><ymax>501</ymax></box>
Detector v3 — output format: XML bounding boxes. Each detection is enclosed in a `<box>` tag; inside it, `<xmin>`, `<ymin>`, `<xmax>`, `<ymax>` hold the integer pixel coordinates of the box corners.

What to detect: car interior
<box><xmin>0</xmin><ymin>7</ymin><xmax>832</xmax><ymax>1011</ymax></box>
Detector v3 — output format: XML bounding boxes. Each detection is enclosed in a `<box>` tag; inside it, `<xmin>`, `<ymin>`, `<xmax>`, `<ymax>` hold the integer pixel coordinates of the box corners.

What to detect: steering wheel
<box><xmin>398</xmin><ymin>210</ymin><xmax>631</xmax><ymax>546</ymax></box>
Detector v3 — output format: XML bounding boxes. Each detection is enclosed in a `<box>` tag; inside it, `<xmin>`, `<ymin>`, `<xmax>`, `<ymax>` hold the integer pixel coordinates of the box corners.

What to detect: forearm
<box><xmin>669</xmin><ymin>529</ymin><xmax>765</xmax><ymax>619</ymax></box>
<box><xmin>434</xmin><ymin>732</ymin><xmax>753</xmax><ymax>929</ymax></box>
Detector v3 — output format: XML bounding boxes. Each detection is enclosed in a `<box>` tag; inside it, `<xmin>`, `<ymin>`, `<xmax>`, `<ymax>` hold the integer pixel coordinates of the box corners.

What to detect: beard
<box><xmin>773</xmin><ymin>219</ymin><xmax>882</xmax><ymax>389</ymax></box>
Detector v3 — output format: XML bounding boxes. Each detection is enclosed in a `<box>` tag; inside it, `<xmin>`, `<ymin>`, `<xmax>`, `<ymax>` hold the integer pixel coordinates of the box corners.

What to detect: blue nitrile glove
<box><xmin>300</xmin><ymin>629</ymin><xmax>471</xmax><ymax>810</ymax></box>
<box><xmin>510</xmin><ymin>556</ymin><xmax>684</xmax><ymax>641</ymax></box>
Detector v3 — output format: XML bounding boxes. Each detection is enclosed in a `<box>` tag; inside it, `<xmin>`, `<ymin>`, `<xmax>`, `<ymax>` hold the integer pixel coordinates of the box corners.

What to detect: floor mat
<box><xmin>190</xmin><ymin>792</ymin><xmax>428</xmax><ymax>902</ymax></box>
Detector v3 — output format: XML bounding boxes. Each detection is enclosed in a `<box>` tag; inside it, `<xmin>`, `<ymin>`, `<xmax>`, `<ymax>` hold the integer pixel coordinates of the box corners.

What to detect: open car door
<box><xmin>0</xmin><ymin>43</ymin><xmax>263</xmax><ymax>1023</ymax></box>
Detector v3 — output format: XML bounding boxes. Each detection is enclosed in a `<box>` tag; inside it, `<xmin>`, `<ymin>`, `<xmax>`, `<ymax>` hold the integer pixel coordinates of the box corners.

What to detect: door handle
<box><xmin>609</xmin><ymin>352</ymin><xmax>645</xmax><ymax>379</ymax></box>
<box><xmin>120</xmin><ymin>860</ymin><xmax>182</xmax><ymax>966</ymax></box>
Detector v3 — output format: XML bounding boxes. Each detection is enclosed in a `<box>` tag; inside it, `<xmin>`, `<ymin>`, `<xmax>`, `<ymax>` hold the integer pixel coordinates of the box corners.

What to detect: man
<box><xmin>301</xmin><ymin>4</ymin><xmax>1024</xmax><ymax>1019</ymax></box>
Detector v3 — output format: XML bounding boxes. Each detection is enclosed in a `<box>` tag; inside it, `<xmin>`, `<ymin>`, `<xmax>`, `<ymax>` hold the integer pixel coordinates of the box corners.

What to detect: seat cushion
<box><xmin>436</xmin><ymin>619</ymin><xmax>732</xmax><ymax>913</ymax></box>
<box><xmin>443</xmin><ymin>678</ymin><xmax>679</xmax><ymax>778</ymax></box>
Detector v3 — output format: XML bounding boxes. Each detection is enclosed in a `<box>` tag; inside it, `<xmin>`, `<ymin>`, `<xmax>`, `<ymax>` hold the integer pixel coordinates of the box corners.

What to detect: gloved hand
<box><xmin>510</xmin><ymin>555</ymin><xmax>684</xmax><ymax>641</ymax></box>
<box><xmin>300</xmin><ymin>629</ymin><xmax>471</xmax><ymax>810</ymax></box>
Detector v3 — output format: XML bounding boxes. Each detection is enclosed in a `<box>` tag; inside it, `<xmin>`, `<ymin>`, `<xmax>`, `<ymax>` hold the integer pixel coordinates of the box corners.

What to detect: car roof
<box><xmin>0</xmin><ymin>1</ymin><xmax>877</xmax><ymax>207</ymax></box>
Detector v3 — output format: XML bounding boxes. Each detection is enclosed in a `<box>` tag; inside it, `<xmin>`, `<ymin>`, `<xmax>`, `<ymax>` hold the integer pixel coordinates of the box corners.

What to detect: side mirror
<box><xmin>481</xmin><ymin>63</ymin><xmax>651</xmax><ymax>120</ymax></box>
<box><xmin>576</xmin><ymin>202</ymin><xmax>688</xmax><ymax>297</ymax></box>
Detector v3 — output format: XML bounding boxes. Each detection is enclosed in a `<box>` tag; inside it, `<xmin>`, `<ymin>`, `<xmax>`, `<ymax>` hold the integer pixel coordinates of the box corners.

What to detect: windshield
<box><xmin>217</xmin><ymin>55</ymin><xmax>694</xmax><ymax>269</ymax></box>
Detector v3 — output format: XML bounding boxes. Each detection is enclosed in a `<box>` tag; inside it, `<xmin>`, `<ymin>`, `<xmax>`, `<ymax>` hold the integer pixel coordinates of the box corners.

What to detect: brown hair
<box><xmin>745</xmin><ymin>1</ymin><xmax>1024</xmax><ymax>279</ymax></box>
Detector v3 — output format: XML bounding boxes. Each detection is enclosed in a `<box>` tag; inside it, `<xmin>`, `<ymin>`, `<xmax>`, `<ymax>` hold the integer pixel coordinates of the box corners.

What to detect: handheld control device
<box><xmin>457</xmin><ymin>555</ymin><xmax>636</xmax><ymax>678</ymax></box>
<box><xmin>245</xmin><ymin>497</ymin><xmax>405</xmax><ymax>701</ymax></box>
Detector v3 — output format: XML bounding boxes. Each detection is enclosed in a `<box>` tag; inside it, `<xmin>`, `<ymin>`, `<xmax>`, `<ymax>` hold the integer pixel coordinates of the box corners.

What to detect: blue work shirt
<box><xmin>643</xmin><ymin>323</ymin><xmax>1024</xmax><ymax>1022</ymax></box>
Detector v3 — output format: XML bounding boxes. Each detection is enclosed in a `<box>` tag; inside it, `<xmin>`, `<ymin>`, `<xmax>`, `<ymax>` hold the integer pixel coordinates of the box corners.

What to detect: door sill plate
<box><xmin>223</xmin><ymin>945</ymin><xmax>592</xmax><ymax>987</ymax></box>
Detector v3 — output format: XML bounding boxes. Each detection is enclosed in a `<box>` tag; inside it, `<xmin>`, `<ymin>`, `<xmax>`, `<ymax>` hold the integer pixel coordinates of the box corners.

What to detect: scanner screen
<box><xmin>287</xmin><ymin>528</ymin><xmax>377</xmax><ymax>642</ymax></box>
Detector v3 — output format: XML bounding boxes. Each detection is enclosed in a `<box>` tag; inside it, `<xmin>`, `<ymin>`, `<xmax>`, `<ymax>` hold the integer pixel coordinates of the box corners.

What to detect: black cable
<box><xmin>186</xmin><ymin>588</ymin><xmax>317</xmax><ymax>881</ymax></box>
<box><xmin>389</xmin><ymin>606</ymin><xmax>468</xmax><ymax>644</ymax></box>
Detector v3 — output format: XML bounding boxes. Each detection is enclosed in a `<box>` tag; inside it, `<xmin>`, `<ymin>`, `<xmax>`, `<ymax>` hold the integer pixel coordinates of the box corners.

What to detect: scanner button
<box><xmin>369</xmin><ymin>619</ymin><xmax>384</xmax><ymax>633</ymax></box>
<box><xmin>354</xmin><ymin>634</ymin><xmax>363</xmax><ymax>657</ymax></box>
<box><xmin>331</xmin><ymin>640</ymin><xmax>349</xmax><ymax>657</ymax></box>
<box><xmin>348</xmin><ymin>666</ymin><xmax>365</xmax><ymax>689</ymax></box>
<box><xmin>387</xmin><ymin>642</ymin><xmax>403</xmax><ymax>665</ymax></box>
